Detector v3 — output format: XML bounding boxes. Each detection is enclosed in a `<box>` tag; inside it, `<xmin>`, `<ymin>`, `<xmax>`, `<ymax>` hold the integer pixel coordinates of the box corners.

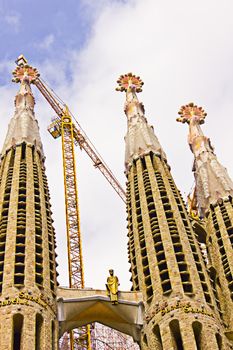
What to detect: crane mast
<box><xmin>61</xmin><ymin>109</ymin><xmax>91</xmax><ymax>349</ymax></box>
<box><xmin>61</xmin><ymin>108</ymin><xmax>84</xmax><ymax>288</ymax></box>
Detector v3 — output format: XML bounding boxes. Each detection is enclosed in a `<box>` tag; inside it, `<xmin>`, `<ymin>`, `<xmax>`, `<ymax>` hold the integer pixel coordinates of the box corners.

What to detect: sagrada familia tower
<box><xmin>0</xmin><ymin>62</ymin><xmax>233</xmax><ymax>350</ymax></box>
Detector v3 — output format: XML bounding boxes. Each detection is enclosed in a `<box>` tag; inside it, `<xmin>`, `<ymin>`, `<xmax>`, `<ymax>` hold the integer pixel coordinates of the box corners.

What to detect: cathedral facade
<box><xmin>0</xmin><ymin>64</ymin><xmax>233</xmax><ymax>350</ymax></box>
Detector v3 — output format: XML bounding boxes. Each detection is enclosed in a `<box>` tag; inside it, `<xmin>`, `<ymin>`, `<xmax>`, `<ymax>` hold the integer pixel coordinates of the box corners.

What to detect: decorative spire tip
<box><xmin>12</xmin><ymin>55</ymin><xmax>39</xmax><ymax>84</ymax></box>
<box><xmin>116</xmin><ymin>73</ymin><xmax>144</xmax><ymax>93</ymax></box>
<box><xmin>177</xmin><ymin>102</ymin><xmax>207</xmax><ymax>124</ymax></box>
<box><xmin>15</xmin><ymin>54</ymin><xmax>28</xmax><ymax>67</ymax></box>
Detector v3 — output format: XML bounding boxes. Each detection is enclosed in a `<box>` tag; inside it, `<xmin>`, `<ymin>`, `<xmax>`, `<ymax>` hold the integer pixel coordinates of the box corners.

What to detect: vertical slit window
<box><xmin>21</xmin><ymin>142</ymin><xmax>26</xmax><ymax>161</ymax></box>
<box><xmin>143</xmin><ymin>334</ymin><xmax>148</xmax><ymax>347</ymax></box>
<box><xmin>153</xmin><ymin>325</ymin><xmax>163</xmax><ymax>349</ymax></box>
<box><xmin>35</xmin><ymin>314</ymin><xmax>43</xmax><ymax>350</ymax></box>
<box><xmin>155</xmin><ymin>171</ymin><xmax>193</xmax><ymax>295</ymax></box>
<box><xmin>169</xmin><ymin>319</ymin><xmax>184</xmax><ymax>350</ymax></box>
<box><xmin>134</xmin><ymin>171</ymin><xmax>153</xmax><ymax>303</ymax></box>
<box><xmin>0</xmin><ymin>150</ymin><xmax>15</xmax><ymax>293</ymax></box>
<box><xmin>211</xmin><ymin>210</ymin><xmax>233</xmax><ymax>299</ymax></box>
<box><xmin>143</xmin><ymin>168</ymin><xmax>172</xmax><ymax>295</ymax></box>
<box><xmin>14</xmin><ymin>149</ymin><xmax>27</xmax><ymax>287</ymax></box>
<box><xmin>52</xmin><ymin>320</ymin><xmax>55</xmax><ymax>350</ymax></box>
<box><xmin>41</xmin><ymin>166</ymin><xmax>57</xmax><ymax>294</ymax></box>
<box><xmin>209</xmin><ymin>267</ymin><xmax>221</xmax><ymax>314</ymax></box>
<box><xmin>167</xmin><ymin>175</ymin><xmax>213</xmax><ymax>304</ymax></box>
<box><xmin>215</xmin><ymin>333</ymin><xmax>222</xmax><ymax>350</ymax></box>
<box><xmin>192</xmin><ymin>321</ymin><xmax>202</xmax><ymax>350</ymax></box>
<box><xmin>127</xmin><ymin>180</ymin><xmax>139</xmax><ymax>291</ymax></box>
<box><xmin>13</xmin><ymin>314</ymin><xmax>23</xmax><ymax>350</ymax></box>
<box><xmin>33</xmin><ymin>161</ymin><xmax>43</xmax><ymax>288</ymax></box>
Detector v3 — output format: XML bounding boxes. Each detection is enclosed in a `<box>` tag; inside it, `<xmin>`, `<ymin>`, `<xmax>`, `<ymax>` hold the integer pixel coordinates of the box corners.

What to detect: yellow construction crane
<box><xmin>14</xmin><ymin>55</ymin><xmax>126</xmax><ymax>350</ymax></box>
<box><xmin>60</xmin><ymin>107</ymin><xmax>90</xmax><ymax>349</ymax></box>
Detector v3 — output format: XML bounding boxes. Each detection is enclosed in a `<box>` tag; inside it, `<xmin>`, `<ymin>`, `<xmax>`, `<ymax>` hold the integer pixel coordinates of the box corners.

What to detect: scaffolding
<box><xmin>91</xmin><ymin>324</ymin><xmax>139</xmax><ymax>350</ymax></box>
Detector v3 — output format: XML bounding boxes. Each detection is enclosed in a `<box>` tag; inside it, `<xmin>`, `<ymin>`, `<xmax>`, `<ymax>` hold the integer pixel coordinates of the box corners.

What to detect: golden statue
<box><xmin>106</xmin><ymin>269</ymin><xmax>119</xmax><ymax>305</ymax></box>
<box><xmin>187</xmin><ymin>186</ymin><xmax>199</xmax><ymax>220</ymax></box>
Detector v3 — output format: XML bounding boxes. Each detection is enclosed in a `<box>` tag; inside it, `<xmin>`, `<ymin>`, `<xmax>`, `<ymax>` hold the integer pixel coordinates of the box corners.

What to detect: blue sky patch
<box><xmin>0</xmin><ymin>0</ymin><xmax>93</xmax><ymax>63</ymax></box>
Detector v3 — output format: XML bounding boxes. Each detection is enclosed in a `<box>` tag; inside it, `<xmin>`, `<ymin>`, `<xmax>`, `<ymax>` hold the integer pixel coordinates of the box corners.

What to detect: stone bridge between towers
<box><xmin>57</xmin><ymin>287</ymin><xmax>144</xmax><ymax>342</ymax></box>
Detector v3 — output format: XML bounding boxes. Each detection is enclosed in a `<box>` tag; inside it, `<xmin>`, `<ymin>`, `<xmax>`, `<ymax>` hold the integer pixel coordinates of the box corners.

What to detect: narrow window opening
<box><xmin>160</xmin><ymin>271</ymin><xmax>169</xmax><ymax>280</ymax></box>
<box><xmin>169</xmin><ymin>319</ymin><xmax>184</xmax><ymax>350</ymax></box>
<box><xmin>141</xmin><ymin>158</ymin><xmax>146</xmax><ymax>171</ymax></box>
<box><xmin>157</xmin><ymin>252</ymin><xmax>166</xmax><ymax>262</ymax></box>
<box><xmin>13</xmin><ymin>314</ymin><xmax>23</xmax><ymax>350</ymax></box>
<box><xmin>153</xmin><ymin>325</ymin><xmax>163</xmax><ymax>349</ymax></box>
<box><xmin>162</xmin><ymin>281</ymin><xmax>172</xmax><ymax>294</ymax></box>
<box><xmin>21</xmin><ymin>143</ymin><xmax>26</xmax><ymax>161</ymax></box>
<box><xmin>215</xmin><ymin>333</ymin><xmax>222</xmax><ymax>350</ymax></box>
<box><xmin>143</xmin><ymin>333</ymin><xmax>148</xmax><ymax>346</ymax></box>
<box><xmin>204</xmin><ymin>293</ymin><xmax>211</xmax><ymax>303</ymax></box>
<box><xmin>52</xmin><ymin>321</ymin><xmax>55</xmax><ymax>350</ymax></box>
<box><xmin>192</xmin><ymin>321</ymin><xmax>202</xmax><ymax>350</ymax></box>
<box><xmin>180</xmin><ymin>273</ymin><xmax>190</xmax><ymax>282</ymax></box>
<box><xmin>35</xmin><ymin>314</ymin><xmax>43</xmax><ymax>350</ymax></box>
<box><xmin>158</xmin><ymin>262</ymin><xmax>167</xmax><ymax>271</ymax></box>
<box><xmin>183</xmin><ymin>283</ymin><xmax>193</xmax><ymax>294</ymax></box>
<box><xmin>9</xmin><ymin>149</ymin><xmax>15</xmax><ymax>167</ymax></box>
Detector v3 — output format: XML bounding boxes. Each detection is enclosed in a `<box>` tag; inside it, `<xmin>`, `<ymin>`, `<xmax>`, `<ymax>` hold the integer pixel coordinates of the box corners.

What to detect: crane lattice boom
<box><xmin>34</xmin><ymin>78</ymin><xmax>126</xmax><ymax>203</ymax></box>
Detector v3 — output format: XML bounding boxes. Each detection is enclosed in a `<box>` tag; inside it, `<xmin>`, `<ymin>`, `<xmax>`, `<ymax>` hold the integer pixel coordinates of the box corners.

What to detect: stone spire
<box><xmin>0</xmin><ymin>57</ymin><xmax>58</xmax><ymax>349</ymax></box>
<box><xmin>177</xmin><ymin>103</ymin><xmax>233</xmax><ymax>216</ymax></box>
<box><xmin>116</xmin><ymin>73</ymin><xmax>167</xmax><ymax>173</ymax></box>
<box><xmin>1</xmin><ymin>62</ymin><xmax>43</xmax><ymax>158</ymax></box>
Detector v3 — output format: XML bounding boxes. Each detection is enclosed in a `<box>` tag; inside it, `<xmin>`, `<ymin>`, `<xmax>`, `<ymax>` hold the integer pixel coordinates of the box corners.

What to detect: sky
<box><xmin>0</xmin><ymin>0</ymin><xmax>233</xmax><ymax>291</ymax></box>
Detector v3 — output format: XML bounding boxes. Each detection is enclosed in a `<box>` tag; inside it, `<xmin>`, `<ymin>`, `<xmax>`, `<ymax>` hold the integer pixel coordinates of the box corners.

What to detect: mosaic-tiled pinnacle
<box><xmin>177</xmin><ymin>103</ymin><xmax>233</xmax><ymax>216</ymax></box>
<box><xmin>116</xmin><ymin>73</ymin><xmax>167</xmax><ymax>172</ymax></box>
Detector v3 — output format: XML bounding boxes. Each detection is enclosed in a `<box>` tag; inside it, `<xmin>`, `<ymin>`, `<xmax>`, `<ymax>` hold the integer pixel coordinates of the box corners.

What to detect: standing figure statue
<box><xmin>106</xmin><ymin>269</ymin><xmax>119</xmax><ymax>305</ymax></box>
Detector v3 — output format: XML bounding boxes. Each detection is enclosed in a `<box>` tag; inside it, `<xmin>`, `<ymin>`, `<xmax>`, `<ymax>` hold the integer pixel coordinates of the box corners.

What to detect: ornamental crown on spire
<box><xmin>177</xmin><ymin>102</ymin><xmax>207</xmax><ymax>124</ymax></box>
<box><xmin>116</xmin><ymin>73</ymin><xmax>144</xmax><ymax>93</ymax></box>
<box><xmin>12</xmin><ymin>55</ymin><xmax>40</xmax><ymax>84</ymax></box>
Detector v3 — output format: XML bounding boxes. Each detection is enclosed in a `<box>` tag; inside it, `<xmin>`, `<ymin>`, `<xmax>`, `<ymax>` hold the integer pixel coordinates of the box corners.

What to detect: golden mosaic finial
<box><xmin>116</xmin><ymin>73</ymin><xmax>144</xmax><ymax>93</ymax></box>
<box><xmin>177</xmin><ymin>102</ymin><xmax>207</xmax><ymax>124</ymax></box>
<box><xmin>12</xmin><ymin>56</ymin><xmax>40</xmax><ymax>84</ymax></box>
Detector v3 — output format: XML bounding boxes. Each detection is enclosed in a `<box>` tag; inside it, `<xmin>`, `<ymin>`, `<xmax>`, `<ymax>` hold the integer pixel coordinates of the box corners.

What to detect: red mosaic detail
<box><xmin>12</xmin><ymin>65</ymin><xmax>40</xmax><ymax>84</ymax></box>
<box><xmin>116</xmin><ymin>73</ymin><xmax>144</xmax><ymax>92</ymax></box>
<box><xmin>177</xmin><ymin>102</ymin><xmax>207</xmax><ymax>124</ymax></box>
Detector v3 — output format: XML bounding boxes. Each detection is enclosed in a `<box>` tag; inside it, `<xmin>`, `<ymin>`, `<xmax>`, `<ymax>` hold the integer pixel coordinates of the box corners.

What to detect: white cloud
<box><xmin>58</xmin><ymin>0</ymin><xmax>233</xmax><ymax>289</ymax></box>
<box><xmin>38</xmin><ymin>34</ymin><xmax>55</xmax><ymax>50</ymax></box>
<box><xmin>0</xmin><ymin>60</ymin><xmax>12</xmax><ymax>74</ymax></box>
<box><xmin>4</xmin><ymin>13</ymin><xmax>21</xmax><ymax>32</ymax></box>
<box><xmin>1</xmin><ymin>0</ymin><xmax>233</xmax><ymax>293</ymax></box>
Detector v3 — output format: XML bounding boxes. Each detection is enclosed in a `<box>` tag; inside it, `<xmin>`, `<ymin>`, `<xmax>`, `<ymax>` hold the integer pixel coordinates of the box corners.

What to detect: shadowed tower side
<box><xmin>0</xmin><ymin>64</ymin><xmax>58</xmax><ymax>349</ymax></box>
<box><xmin>177</xmin><ymin>103</ymin><xmax>233</xmax><ymax>341</ymax></box>
<box><xmin>117</xmin><ymin>74</ymin><xmax>229</xmax><ymax>350</ymax></box>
